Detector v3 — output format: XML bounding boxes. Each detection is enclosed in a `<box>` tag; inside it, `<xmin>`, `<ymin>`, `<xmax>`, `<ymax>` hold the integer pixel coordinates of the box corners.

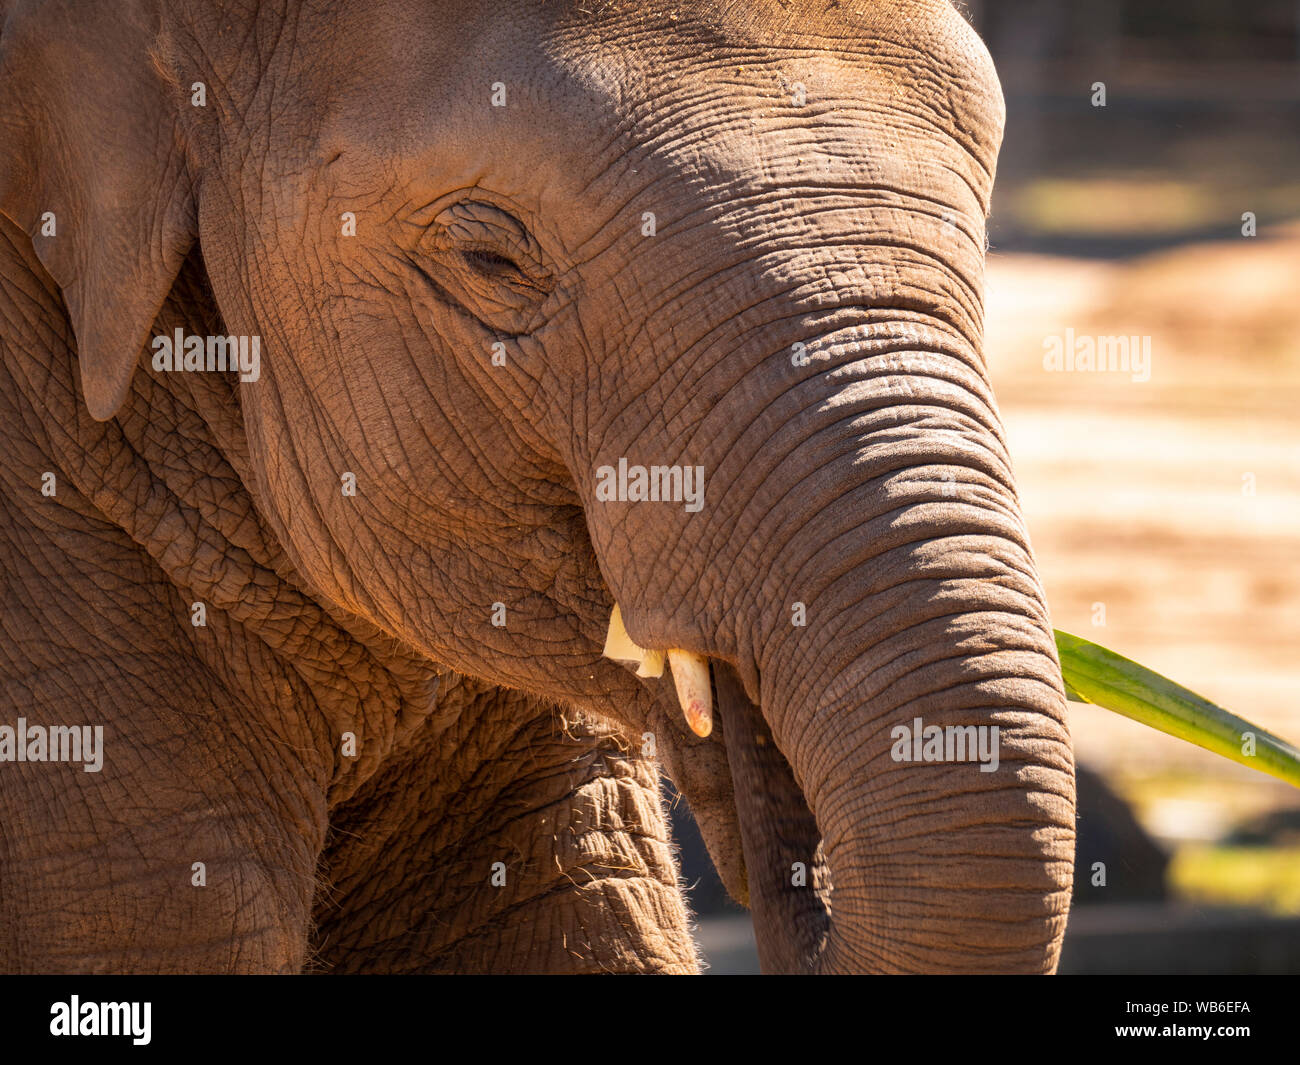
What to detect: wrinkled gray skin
<box><xmin>0</xmin><ymin>0</ymin><xmax>1075</xmax><ymax>973</ymax></box>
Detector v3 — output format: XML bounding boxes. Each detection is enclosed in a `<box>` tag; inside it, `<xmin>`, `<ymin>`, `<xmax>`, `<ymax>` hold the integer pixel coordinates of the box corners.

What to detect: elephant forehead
<box><xmin>536</xmin><ymin>6</ymin><xmax>1003</xmax><ymax>216</ymax></box>
<box><xmin>300</xmin><ymin>0</ymin><xmax>1000</xmax><ymax>195</ymax></box>
<box><xmin>546</xmin><ymin>3</ymin><xmax>1002</xmax><ymax>137</ymax></box>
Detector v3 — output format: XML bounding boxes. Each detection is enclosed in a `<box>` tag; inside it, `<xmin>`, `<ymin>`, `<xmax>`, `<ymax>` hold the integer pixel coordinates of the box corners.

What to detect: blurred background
<box><xmin>686</xmin><ymin>0</ymin><xmax>1300</xmax><ymax>973</ymax></box>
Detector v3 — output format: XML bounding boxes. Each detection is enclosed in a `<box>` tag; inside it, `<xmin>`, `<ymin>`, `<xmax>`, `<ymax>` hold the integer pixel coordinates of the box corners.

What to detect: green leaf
<box><xmin>1055</xmin><ymin>629</ymin><xmax>1300</xmax><ymax>789</ymax></box>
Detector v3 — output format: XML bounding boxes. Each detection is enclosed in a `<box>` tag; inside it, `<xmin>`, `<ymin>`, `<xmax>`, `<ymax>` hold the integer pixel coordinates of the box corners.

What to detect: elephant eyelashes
<box><xmin>461</xmin><ymin>248</ymin><xmax>524</xmax><ymax>279</ymax></box>
<box><xmin>457</xmin><ymin>246</ymin><xmax>550</xmax><ymax>299</ymax></box>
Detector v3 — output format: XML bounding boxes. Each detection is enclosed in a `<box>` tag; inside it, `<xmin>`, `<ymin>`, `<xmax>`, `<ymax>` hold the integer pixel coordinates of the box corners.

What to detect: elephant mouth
<box><xmin>713</xmin><ymin>661</ymin><xmax>831</xmax><ymax>974</ymax></box>
<box><xmin>601</xmin><ymin>603</ymin><xmax>831</xmax><ymax>972</ymax></box>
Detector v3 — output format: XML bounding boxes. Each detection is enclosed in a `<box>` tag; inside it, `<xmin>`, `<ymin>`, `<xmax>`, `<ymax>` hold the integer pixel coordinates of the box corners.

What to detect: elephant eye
<box><xmin>410</xmin><ymin>197</ymin><xmax>553</xmax><ymax>333</ymax></box>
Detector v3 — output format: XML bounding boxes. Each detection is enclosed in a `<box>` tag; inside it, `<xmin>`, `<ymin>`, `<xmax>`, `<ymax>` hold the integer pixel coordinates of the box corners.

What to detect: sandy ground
<box><xmin>984</xmin><ymin>225</ymin><xmax>1300</xmax><ymax>836</ymax></box>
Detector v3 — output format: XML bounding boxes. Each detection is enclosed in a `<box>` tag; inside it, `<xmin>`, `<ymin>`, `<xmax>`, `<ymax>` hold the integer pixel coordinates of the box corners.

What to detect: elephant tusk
<box><xmin>668</xmin><ymin>649</ymin><xmax>712</xmax><ymax>738</ymax></box>
<box><xmin>636</xmin><ymin>649</ymin><xmax>666</xmax><ymax>679</ymax></box>
<box><xmin>602</xmin><ymin>606</ymin><xmax>707</xmax><ymax>724</ymax></box>
<box><xmin>603</xmin><ymin>602</ymin><xmax>643</xmax><ymax>662</ymax></box>
<box><xmin>602</xmin><ymin>603</ymin><xmax>665</xmax><ymax>678</ymax></box>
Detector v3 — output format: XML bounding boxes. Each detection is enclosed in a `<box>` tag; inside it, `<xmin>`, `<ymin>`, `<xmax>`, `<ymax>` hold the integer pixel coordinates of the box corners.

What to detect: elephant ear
<box><xmin>0</xmin><ymin>0</ymin><xmax>196</xmax><ymax>420</ymax></box>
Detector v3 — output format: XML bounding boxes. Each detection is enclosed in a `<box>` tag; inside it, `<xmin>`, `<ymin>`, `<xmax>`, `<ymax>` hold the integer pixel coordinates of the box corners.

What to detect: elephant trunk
<box><xmin>713</xmin><ymin>323</ymin><xmax>1076</xmax><ymax>973</ymax></box>
<box><xmin>724</xmin><ymin>550</ymin><xmax>1076</xmax><ymax>973</ymax></box>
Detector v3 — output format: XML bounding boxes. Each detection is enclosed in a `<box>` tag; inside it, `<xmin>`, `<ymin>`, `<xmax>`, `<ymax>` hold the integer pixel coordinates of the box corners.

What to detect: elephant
<box><xmin>0</xmin><ymin>0</ymin><xmax>1075</xmax><ymax>973</ymax></box>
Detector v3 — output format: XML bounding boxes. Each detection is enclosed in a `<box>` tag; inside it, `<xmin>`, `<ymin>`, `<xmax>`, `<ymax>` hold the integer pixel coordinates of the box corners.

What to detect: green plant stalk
<box><xmin>1055</xmin><ymin>630</ymin><xmax>1300</xmax><ymax>789</ymax></box>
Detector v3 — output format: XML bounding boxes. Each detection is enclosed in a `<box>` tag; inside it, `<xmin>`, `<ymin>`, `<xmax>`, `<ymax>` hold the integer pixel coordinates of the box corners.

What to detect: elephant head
<box><xmin>0</xmin><ymin>0</ymin><xmax>1075</xmax><ymax>972</ymax></box>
